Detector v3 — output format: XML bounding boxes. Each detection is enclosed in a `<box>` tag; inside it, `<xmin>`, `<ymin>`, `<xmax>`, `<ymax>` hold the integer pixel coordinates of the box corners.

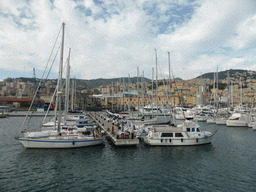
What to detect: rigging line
<box><xmin>42</xmin><ymin>87</ymin><xmax>58</xmax><ymax>124</ymax></box>
<box><xmin>45</xmin><ymin>45</ymin><xmax>61</xmax><ymax>80</ymax></box>
<box><xmin>18</xmin><ymin>25</ymin><xmax>63</xmax><ymax>135</ymax></box>
<box><xmin>59</xmin><ymin>54</ymin><xmax>69</xmax><ymax>93</ymax></box>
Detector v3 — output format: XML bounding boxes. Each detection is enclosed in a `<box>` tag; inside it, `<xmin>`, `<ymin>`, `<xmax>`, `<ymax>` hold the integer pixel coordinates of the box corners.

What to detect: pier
<box><xmin>89</xmin><ymin>112</ymin><xmax>139</xmax><ymax>147</ymax></box>
<box><xmin>7</xmin><ymin>111</ymin><xmax>55</xmax><ymax>117</ymax></box>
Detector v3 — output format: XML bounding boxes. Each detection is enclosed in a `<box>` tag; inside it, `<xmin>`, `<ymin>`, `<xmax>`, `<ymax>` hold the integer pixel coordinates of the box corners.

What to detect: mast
<box><xmin>168</xmin><ymin>52</ymin><xmax>171</xmax><ymax>107</ymax></box>
<box><xmin>57</xmin><ymin>22</ymin><xmax>65</xmax><ymax>134</ymax></box>
<box><xmin>155</xmin><ymin>49</ymin><xmax>158</xmax><ymax>117</ymax></box>
<box><xmin>64</xmin><ymin>48</ymin><xmax>71</xmax><ymax>121</ymax></box>
<box><xmin>217</xmin><ymin>66</ymin><xmax>219</xmax><ymax>110</ymax></box>
<box><xmin>112</xmin><ymin>82</ymin><xmax>113</xmax><ymax>111</ymax></box>
<box><xmin>119</xmin><ymin>78</ymin><xmax>121</xmax><ymax>111</ymax></box>
<box><xmin>128</xmin><ymin>74</ymin><xmax>131</xmax><ymax>113</ymax></box>
<box><xmin>213</xmin><ymin>72</ymin><xmax>216</xmax><ymax>108</ymax></box>
<box><xmin>71</xmin><ymin>79</ymin><xmax>74</xmax><ymax>111</ymax></box>
<box><xmin>227</xmin><ymin>70</ymin><xmax>230</xmax><ymax>109</ymax></box>
<box><xmin>231</xmin><ymin>80</ymin><xmax>233</xmax><ymax>107</ymax></box>
<box><xmin>240</xmin><ymin>77</ymin><xmax>243</xmax><ymax>106</ymax></box>
<box><xmin>141</xmin><ymin>71</ymin><xmax>144</xmax><ymax>111</ymax></box>
<box><xmin>123</xmin><ymin>77</ymin><xmax>125</xmax><ymax>111</ymax></box>
<box><xmin>137</xmin><ymin>67</ymin><xmax>139</xmax><ymax>112</ymax></box>
<box><xmin>151</xmin><ymin>68</ymin><xmax>154</xmax><ymax>117</ymax></box>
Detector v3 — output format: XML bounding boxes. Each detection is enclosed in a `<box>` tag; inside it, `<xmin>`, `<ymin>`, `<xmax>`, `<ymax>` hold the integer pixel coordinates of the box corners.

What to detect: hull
<box><xmin>215</xmin><ymin>119</ymin><xmax>227</xmax><ymax>125</ymax></box>
<box><xmin>19</xmin><ymin>137</ymin><xmax>103</xmax><ymax>148</ymax></box>
<box><xmin>226</xmin><ymin>120</ymin><xmax>247</xmax><ymax>127</ymax></box>
<box><xmin>207</xmin><ymin>118</ymin><xmax>215</xmax><ymax>124</ymax></box>
<box><xmin>144</xmin><ymin>136</ymin><xmax>213</xmax><ymax>146</ymax></box>
<box><xmin>195</xmin><ymin>117</ymin><xmax>206</xmax><ymax>122</ymax></box>
<box><xmin>175</xmin><ymin>114</ymin><xmax>185</xmax><ymax>120</ymax></box>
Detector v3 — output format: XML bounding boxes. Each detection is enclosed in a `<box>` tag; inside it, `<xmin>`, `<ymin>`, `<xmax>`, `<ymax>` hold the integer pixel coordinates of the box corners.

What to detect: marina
<box><xmin>1</xmin><ymin>115</ymin><xmax>256</xmax><ymax>191</ymax></box>
<box><xmin>2</xmin><ymin>1</ymin><xmax>256</xmax><ymax>191</ymax></box>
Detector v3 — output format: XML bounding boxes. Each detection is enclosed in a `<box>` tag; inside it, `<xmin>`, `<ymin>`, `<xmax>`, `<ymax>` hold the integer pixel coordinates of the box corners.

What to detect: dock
<box><xmin>89</xmin><ymin>112</ymin><xmax>139</xmax><ymax>147</ymax></box>
<box><xmin>7</xmin><ymin>111</ymin><xmax>55</xmax><ymax>117</ymax></box>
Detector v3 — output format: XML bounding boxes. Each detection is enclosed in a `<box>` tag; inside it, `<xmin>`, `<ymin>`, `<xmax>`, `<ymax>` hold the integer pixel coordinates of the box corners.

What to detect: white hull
<box><xmin>226</xmin><ymin>120</ymin><xmax>247</xmax><ymax>127</ymax></box>
<box><xmin>215</xmin><ymin>119</ymin><xmax>227</xmax><ymax>125</ymax></box>
<box><xmin>19</xmin><ymin>137</ymin><xmax>103</xmax><ymax>148</ymax></box>
<box><xmin>195</xmin><ymin>116</ymin><xmax>207</xmax><ymax>122</ymax></box>
<box><xmin>144</xmin><ymin>123</ymin><xmax>217</xmax><ymax>146</ymax></box>
<box><xmin>207</xmin><ymin>119</ymin><xmax>216</xmax><ymax>124</ymax></box>
<box><xmin>144</xmin><ymin>136</ymin><xmax>213</xmax><ymax>146</ymax></box>
<box><xmin>175</xmin><ymin>114</ymin><xmax>185</xmax><ymax>120</ymax></box>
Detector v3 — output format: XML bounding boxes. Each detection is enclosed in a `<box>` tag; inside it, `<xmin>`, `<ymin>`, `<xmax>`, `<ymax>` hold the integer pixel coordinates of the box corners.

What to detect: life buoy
<box><xmin>121</xmin><ymin>133</ymin><xmax>125</xmax><ymax>139</ymax></box>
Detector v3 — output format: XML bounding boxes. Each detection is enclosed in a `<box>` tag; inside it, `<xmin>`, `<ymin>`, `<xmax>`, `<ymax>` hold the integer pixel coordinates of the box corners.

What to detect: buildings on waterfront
<box><xmin>1</xmin><ymin>70</ymin><xmax>256</xmax><ymax>110</ymax></box>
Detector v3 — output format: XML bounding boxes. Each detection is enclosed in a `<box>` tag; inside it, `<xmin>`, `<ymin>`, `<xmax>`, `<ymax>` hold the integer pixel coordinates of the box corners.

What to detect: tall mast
<box><xmin>168</xmin><ymin>52</ymin><xmax>171</xmax><ymax>107</ymax></box>
<box><xmin>64</xmin><ymin>48</ymin><xmax>71</xmax><ymax>121</ymax></box>
<box><xmin>213</xmin><ymin>72</ymin><xmax>216</xmax><ymax>108</ymax></box>
<box><xmin>112</xmin><ymin>82</ymin><xmax>114</xmax><ymax>111</ymax></box>
<box><xmin>57</xmin><ymin>22</ymin><xmax>65</xmax><ymax>134</ymax></box>
<box><xmin>217</xmin><ymin>66</ymin><xmax>219</xmax><ymax>110</ymax></box>
<box><xmin>240</xmin><ymin>77</ymin><xmax>243</xmax><ymax>106</ymax></box>
<box><xmin>137</xmin><ymin>67</ymin><xmax>139</xmax><ymax>112</ymax></box>
<box><xmin>71</xmin><ymin>79</ymin><xmax>74</xmax><ymax>111</ymax></box>
<box><xmin>128</xmin><ymin>74</ymin><xmax>130</xmax><ymax>113</ymax></box>
<box><xmin>141</xmin><ymin>71</ymin><xmax>144</xmax><ymax>110</ymax></box>
<box><xmin>155</xmin><ymin>49</ymin><xmax>158</xmax><ymax>117</ymax></box>
<box><xmin>152</xmin><ymin>67</ymin><xmax>154</xmax><ymax>117</ymax></box>
<box><xmin>119</xmin><ymin>78</ymin><xmax>121</xmax><ymax>111</ymax></box>
<box><xmin>123</xmin><ymin>77</ymin><xmax>125</xmax><ymax>111</ymax></box>
<box><xmin>227</xmin><ymin>70</ymin><xmax>230</xmax><ymax>109</ymax></box>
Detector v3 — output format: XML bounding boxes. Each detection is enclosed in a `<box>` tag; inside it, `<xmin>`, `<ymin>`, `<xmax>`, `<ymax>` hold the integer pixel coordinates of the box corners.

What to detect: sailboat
<box><xmin>16</xmin><ymin>23</ymin><xmax>103</xmax><ymax>148</ymax></box>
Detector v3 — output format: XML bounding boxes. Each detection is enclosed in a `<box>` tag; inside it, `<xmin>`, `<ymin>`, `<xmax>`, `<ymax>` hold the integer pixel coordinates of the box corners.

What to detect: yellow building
<box><xmin>116</xmin><ymin>95</ymin><xmax>180</xmax><ymax>108</ymax></box>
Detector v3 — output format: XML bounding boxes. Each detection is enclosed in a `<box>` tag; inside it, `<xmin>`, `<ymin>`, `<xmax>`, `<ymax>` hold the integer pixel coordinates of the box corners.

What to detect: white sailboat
<box><xmin>16</xmin><ymin>23</ymin><xmax>103</xmax><ymax>148</ymax></box>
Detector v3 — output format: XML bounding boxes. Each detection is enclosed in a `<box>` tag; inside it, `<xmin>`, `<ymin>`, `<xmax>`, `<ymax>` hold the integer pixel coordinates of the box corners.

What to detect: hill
<box><xmin>7</xmin><ymin>77</ymin><xmax>151</xmax><ymax>91</ymax></box>
<box><xmin>195</xmin><ymin>69</ymin><xmax>256</xmax><ymax>80</ymax></box>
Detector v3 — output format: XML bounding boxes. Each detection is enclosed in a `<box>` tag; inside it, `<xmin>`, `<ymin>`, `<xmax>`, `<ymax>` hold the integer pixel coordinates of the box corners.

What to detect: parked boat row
<box><xmin>98</xmin><ymin>111</ymin><xmax>218</xmax><ymax>146</ymax></box>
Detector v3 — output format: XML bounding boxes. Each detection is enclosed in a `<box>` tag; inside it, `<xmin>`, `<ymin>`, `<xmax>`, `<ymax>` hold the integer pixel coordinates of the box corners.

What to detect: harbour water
<box><xmin>1</xmin><ymin>116</ymin><xmax>256</xmax><ymax>191</ymax></box>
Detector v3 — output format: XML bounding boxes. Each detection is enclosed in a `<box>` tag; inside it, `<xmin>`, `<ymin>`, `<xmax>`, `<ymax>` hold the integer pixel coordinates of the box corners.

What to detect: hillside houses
<box><xmin>1</xmin><ymin>70</ymin><xmax>256</xmax><ymax>110</ymax></box>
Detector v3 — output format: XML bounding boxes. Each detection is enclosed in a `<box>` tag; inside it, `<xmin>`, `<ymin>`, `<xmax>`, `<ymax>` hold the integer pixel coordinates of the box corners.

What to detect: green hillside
<box><xmin>196</xmin><ymin>69</ymin><xmax>256</xmax><ymax>80</ymax></box>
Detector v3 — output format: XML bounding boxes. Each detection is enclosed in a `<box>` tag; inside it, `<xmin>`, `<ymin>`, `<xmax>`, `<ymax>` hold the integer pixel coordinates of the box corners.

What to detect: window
<box><xmin>175</xmin><ymin>133</ymin><xmax>183</xmax><ymax>137</ymax></box>
<box><xmin>161</xmin><ymin>133</ymin><xmax>173</xmax><ymax>137</ymax></box>
<box><xmin>192</xmin><ymin>128</ymin><xmax>195</xmax><ymax>132</ymax></box>
<box><xmin>197</xmin><ymin>128</ymin><xmax>200</xmax><ymax>132</ymax></box>
<box><xmin>186</xmin><ymin>128</ymin><xmax>190</xmax><ymax>132</ymax></box>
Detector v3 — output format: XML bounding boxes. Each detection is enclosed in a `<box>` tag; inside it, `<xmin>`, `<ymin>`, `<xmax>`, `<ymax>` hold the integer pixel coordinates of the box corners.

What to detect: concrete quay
<box><xmin>8</xmin><ymin>111</ymin><xmax>55</xmax><ymax>117</ymax></box>
<box><xmin>89</xmin><ymin>112</ymin><xmax>139</xmax><ymax>147</ymax></box>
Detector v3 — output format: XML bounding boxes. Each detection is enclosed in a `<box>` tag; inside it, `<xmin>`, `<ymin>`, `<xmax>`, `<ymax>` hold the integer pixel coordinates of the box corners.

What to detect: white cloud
<box><xmin>231</xmin><ymin>15</ymin><xmax>256</xmax><ymax>49</ymax></box>
<box><xmin>1</xmin><ymin>0</ymin><xmax>256</xmax><ymax>81</ymax></box>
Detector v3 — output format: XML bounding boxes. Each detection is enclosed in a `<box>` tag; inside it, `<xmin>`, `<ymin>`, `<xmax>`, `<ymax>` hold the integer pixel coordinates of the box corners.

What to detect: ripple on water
<box><xmin>0</xmin><ymin>118</ymin><xmax>256</xmax><ymax>191</ymax></box>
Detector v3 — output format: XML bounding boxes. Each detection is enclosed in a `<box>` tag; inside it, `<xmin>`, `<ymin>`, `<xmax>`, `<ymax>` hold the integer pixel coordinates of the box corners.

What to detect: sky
<box><xmin>1</xmin><ymin>0</ymin><xmax>256</xmax><ymax>81</ymax></box>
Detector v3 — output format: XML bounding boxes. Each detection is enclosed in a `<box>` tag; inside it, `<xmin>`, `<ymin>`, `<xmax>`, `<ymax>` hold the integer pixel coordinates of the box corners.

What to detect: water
<box><xmin>1</xmin><ymin>116</ymin><xmax>256</xmax><ymax>191</ymax></box>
